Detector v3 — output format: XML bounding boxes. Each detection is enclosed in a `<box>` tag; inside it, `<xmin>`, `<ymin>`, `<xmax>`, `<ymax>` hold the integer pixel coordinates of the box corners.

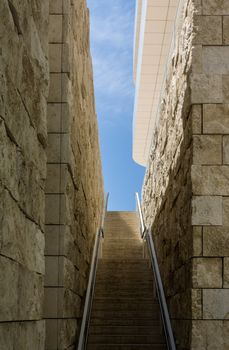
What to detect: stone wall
<box><xmin>0</xmin><ymin>0</ymin><xmax>104</xmax><ymax>349</ymax></box>
<box><xmin>44</xmin><ymin>1</ymin><xmax>104</xmax><ymax>349</ymax></box>
<box><xmin>0</xmin><ymin>0</ymin><xmax>49</xmax><ymax>348</ymax></box>
<box><xmin>142</xmin><ymin>0</ymin><xmax>229</xmax><ymax>349</ymax></box>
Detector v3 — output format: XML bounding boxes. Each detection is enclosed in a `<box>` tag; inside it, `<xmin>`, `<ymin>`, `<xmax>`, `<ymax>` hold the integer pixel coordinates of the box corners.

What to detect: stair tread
<box><xmin>86</xmin><ymin>211</ymin><xmax>165</xmax><ymax>348</ymax></box>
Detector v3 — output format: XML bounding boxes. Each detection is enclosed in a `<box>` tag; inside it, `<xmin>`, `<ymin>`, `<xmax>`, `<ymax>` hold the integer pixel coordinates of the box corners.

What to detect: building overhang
<box><xmin>133</xmin><ymin>0</ymin><xmax>180</xmax><ymax>166</ymax></box>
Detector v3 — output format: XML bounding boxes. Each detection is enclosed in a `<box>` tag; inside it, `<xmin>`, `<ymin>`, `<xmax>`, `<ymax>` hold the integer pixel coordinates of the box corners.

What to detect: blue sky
<box><xmin>87</xmin><ymin>0</ymin><xmax>145</xmax><ymax>211</ymax></box>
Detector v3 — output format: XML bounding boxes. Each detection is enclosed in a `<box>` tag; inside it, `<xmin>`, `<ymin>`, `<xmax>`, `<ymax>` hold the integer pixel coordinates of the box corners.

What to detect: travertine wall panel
<box><xmin>0</xmin><ymin>0</ymin><xmax>49</xmax><ymax>348</ymax></box>
<box><xmin>142</xmin><ymin>0</ymin><xmax>229</xmax><ymax>348</ymax></box>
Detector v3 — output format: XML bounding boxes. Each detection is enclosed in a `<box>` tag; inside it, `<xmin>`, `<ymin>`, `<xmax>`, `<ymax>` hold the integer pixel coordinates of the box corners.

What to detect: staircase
<box><xmin>87</xmin><ymin>211</ymin><xmax>166</xmax><ymax>350</ymax></box>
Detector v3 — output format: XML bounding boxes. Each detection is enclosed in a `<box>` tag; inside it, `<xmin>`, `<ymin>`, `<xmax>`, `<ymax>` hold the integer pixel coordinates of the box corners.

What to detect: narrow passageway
<box><xmin>87</xmin><ymin>212</ymin><xmax>166</xmax><ymax>349</ymax></box>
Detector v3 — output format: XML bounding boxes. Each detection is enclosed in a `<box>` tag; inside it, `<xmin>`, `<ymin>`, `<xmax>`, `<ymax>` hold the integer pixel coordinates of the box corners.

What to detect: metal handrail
<box><xmin>77</xmin><ymin>193</ymin><xmax>109</xmax><ymax>350</ymax></box>
<box><xmin>135</xmin><ymin>192</ymin><xmax>145</xmax><ymax>237</ymax></box>
<box><xmin>135</xmin><ymin>193</ymin><xmax>176</xmax><ymax>350</ymax></box>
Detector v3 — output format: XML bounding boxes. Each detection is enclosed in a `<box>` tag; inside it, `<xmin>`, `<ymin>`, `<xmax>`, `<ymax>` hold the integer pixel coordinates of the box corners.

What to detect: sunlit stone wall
<box><xmin>45</xmin><ymin>1</ymin><xmax>104</xmax><ymax>349</ymax></box>
<box><xmin>0</xmin><ymin>0</ymin><xmax>103</xmax><ymax>349</ymax></box>
<box><xmin>142</xmin><ymin>0</ymin><xmax>229</xmax><ymax>348</ymax></box>
<box><xmin>0</xmin><ymin>0</ymin><xmax>49</xmax><ymax>348</ymax></box>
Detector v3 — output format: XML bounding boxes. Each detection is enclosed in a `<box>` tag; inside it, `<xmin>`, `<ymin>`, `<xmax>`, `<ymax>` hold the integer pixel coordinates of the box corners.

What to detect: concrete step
<box><xmin>103</xmin><ymin>240</ymin><xmax>142</xmax><ymax>247</ymax></box>
<box><xmin>98</xmin><ymin>259</ymin><xmax>149</xmax><ymax>267</ymax></box>
<box><xmin>95</xmin><ymin>280</ymin><xmax>154</xmax><ymax>288</ymax></box>
<box><xmin>92</xmin><ymin>301</ymin><xmax>157</xmax><ymax>311</ymax></box>
<box><xmin>87</xmin><ymin>344</ymin><xmax>166</xmax><ymax>350</ymax></box>
<box><xmin>102</xmin><ymin>251</ymin><xmax>143</xmax><ymax>259</ymax></box>
<box><xmin>88</xmin><ymin>334</ymin><xmax>165</xmax><ymax>345</ymax></box>
<box><xmin>94</xmin><ymin>292</ymin><xmax>155</xmax><ymax>300</ymax></box>
<box><xmin>91</xmin><ymin>309</ymin><xmax>160</xmax><ymax>319</ymax></box>
<box><xmin>89</xmin><ymin>325</ymin><xmax>162</xmax><ymax>335</ymax></box>
<box><xmin>95</xmin><ymin>277</ymin><xmax>153</xmax><ymax>285</ymax></box>
<box><xmin>90</xmin><ymin>318</ymin><xmax>161</xmax><ymax>326</ymax></box>
<box><xmin>87</xmin><ymin>211</ymin><xmax>165</xmax><ymax>348</ymax></box>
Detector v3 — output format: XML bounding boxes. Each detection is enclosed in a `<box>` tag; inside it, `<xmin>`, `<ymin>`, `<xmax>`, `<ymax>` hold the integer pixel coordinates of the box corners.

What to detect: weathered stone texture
<box><xmin>142</xmin><ymin>0</ymin><xmax>229</xmax><ymax>348</ymax></box>
<box><xmin>44</xmin><ymin>1</ymin><xmax>104</xmax><ymax>349</ymax></box>
<box><xmin>0</xmin><ymin>0</ymin><xmax>49</xmax><ymax>347</ymax></box>
<box><xmin>192</xmin><ymin>258</ymin><xmax>222</xmax><ymax>288</ymax></box>
<box><xmin>0</xmin><ymin>321</ymin><xmax>45</xmax><ymax>350</ymax></box>
<box><xmin>191</xmin><ymin>320</ymin><xmax>229</xmax><ymax>349</ymax></box>
<box><xmin>142</xmin><ymin>1</ymin><xmax>194</xmax><ymax>346</ymax></box>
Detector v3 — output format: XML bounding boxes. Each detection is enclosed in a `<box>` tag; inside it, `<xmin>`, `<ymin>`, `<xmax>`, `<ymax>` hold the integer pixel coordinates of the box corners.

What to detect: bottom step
<box><xmin>87</xmin><ymin>345</ymin><xmax>166</xmax><ymax>350</ymax></box>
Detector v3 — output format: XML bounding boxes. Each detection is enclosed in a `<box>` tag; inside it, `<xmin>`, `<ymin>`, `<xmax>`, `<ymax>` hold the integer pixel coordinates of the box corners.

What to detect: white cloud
<box><xmin>87</xmin><ymin>0</ymin><xmax>135</xmax><ymax>103</ymax></box>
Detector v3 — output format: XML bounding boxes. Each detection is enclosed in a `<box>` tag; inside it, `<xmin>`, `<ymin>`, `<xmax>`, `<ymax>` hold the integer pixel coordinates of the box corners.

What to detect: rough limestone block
<box><xmin>2</xmin><ymin>79</ymin><xmax>47</xmax><ymax>177</ymax></box>
<box><xmin>203</xmin><ymin>289</ymin><xmax>229</xmax><ymax>319</ymax></box>
<box><xmin>223</xmin><ymin>136</ymin><xmax>229</xmax><ymax>164</ymax></box>
<box><xmin>191</xmin><ymin>105</ymin><xmax>202</xmax><ymax>134</ymax></box>
<box><xmin>192</xmin><ymin>165</ymin><xmax>229</xmax><ymax>195</ymax></box>
<box><xmin>0</xmin><ymin>188</ymin><xmax>45</xmax><ymax>274</ymax></box>
<box><xmin>203</xmin><ymin>0</ymin><xmax>229</xmax><ymax>15</ymax></box>
<box><xmin>17</xmin><ymin>266</ymin><xmax>44</xmax><ymax>320</ymax></box>
<box><xmin>192</xmin><ymin>258</ymin><xmax>222</xmax><ymax>288</ymax></box>
<box><xmin>193</xmin><ymin>226</ymin><xmax>202</xmax><ymax>256</ymax></box>
<box><xmin>58</xmin><ymin>319</ymin><xmax>78</xmax><ymax>349</ymax></box>
<box><xmin>191</xmin><ymin>320</ymin><xmax>229</xmax><ymax>349</ymax></box>
<box><xmin>190</xmin><ymin>74</ymin><xmax>223</xmax><ymax>104</ymax></box>
<box><xmin>203</xmin><ymin>226</ymin><xmax>229</xmax><ymax>256</ymax></box>
<box><xmin>0</xmin><ymin>321</ymin><xmax>45</xmax><ymax>350</ymax></box>
<box><xmin>192</xmin><ymin>196</ymin><xmax>222</xmax><ymax>225</ymax></box>
<box><xmin>194</xmin><ymin>16</ymin><xmax>222</xmax><ymax>45</ymax></box>
<box><xmin>224</xmin><ymin>258</ymin><xmax>229</xmax><ymax>287</ymax></box>
<box><xmin>203</xmin><ymin>104</ymin><xmax>229</xmax><ymax>134</ymax></box>
<box><xmin>223</xmin><ymin>16</ymin><xmax>229</xmax><ymax>44</ymax></box>
<box><xmin>193</xmin><ymin>135</ymin><xmax>222</xmax><ymax>165</ymax></box>
<box><xmin>49</xmin><ymin>15</ymin><xmax>63</xmax><ymax>42</ymax></box>
<box><xmin>203</xmin><ymin>47</ymin><xmax>229</xmax><ymax>74</ymax></box>
<box><xmin>0</xmin><ymin>119</ymin><xmax>19</xmax><ymax>200</ymax></box>
<box><xmin>49</xmin><ymin>44</ymin><xmax>62</xmax><ymax>72</ymax></box>
<box><xmin>0</xmin><ymin>255</ymin><xmax>18</xmax><ymax>321</ymax></box>
<box><xmin>0</xmin><ymin>256</ymin><xmax>44</xmax><ymax>321</ymax></box>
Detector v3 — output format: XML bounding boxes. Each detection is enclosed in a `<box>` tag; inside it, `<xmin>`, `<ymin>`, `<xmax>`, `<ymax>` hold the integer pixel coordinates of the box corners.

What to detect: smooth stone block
<box><xmin>203</xmin><ymin>289</ymin><xmax>229</xmax><ymax>319</ymax></box>
<box><xmin>192</xmin><ymin>257</ymin><xmax>222</xmax><ymax>288</ymax></box>
<box><xmin>203</xmin><ymin>226</ymin><xmax>229</xmax><ymax>256</ymax></box>
<box><xmin>193</xmin><ymin>135</ymin><xmax>222</xmax><ymax>165</ymax></box>
<box><xmin>192</xmin><ymin>196</ymin><xmax>222</xmax><ymax>225</ymax></box>
<box><xmin>203</xmin><ymin>104</ymin><xmax>229</xmax><ymax>134</ymax></box>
